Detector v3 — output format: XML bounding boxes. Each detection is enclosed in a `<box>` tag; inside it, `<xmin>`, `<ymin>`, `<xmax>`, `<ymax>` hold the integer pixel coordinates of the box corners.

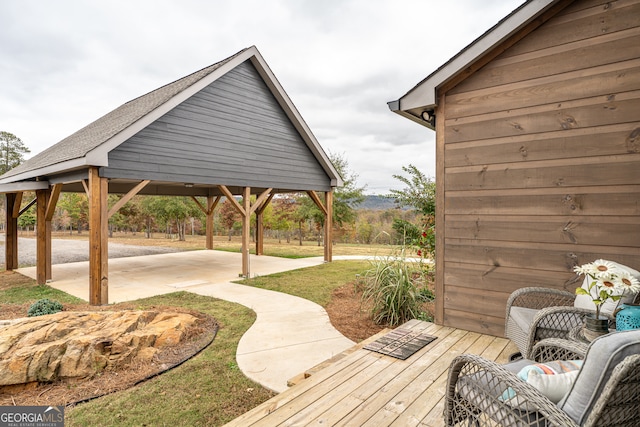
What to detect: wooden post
<box><xmin>45</xmin><ymin>184</ymin><xmax>62</xmax><ymax>281</ymax></box>
<box><xmin>255</xmin><ymin>193</ymin><xmax>274</xmax><ymax>256</ymax></box>
<box><xmin>306</xmin><ymin>190</ymin><xmax>333</xmax><ymax>263</ymax></box>
<box><xmin>36</xmin><ymin>190</ymin><xmax>48</xmax><ymax>285</ymax></box>
<box><xmin>255</xmin><ymin>213</ymin><xmax>264</xmax><ymax>256</ymax></box>
<box><xmin>206</xmin><ymin>196</ymin><xmax>215</xmax><ymax>250</ymax></box>
<box><xmin>190</xmin><ymin>195</ymin><xmax>221</xmax><ymax>250</ymax></box>
<box><xmin>218</xmin><ymin>186</ymin><xmax>271</xmax><ymax>277</ymax></box>
<box><xmin>89</xmin><ymin>167</ymin><xmax>109</xmax><ymax>305</ymax></box>
<box><xmin>242</xmin><ymin>187</ymin><xmax>251</xmax><ymax>277</ymax></box>
<box><xmin>5</xmin><ymin>193</ymin><xmax>19</xmax><ymax>270</ymax></box>
<box><xmin>324</xmin><ymin>190</ymin><xmax>333</xmax><ymax>262</ymax></box>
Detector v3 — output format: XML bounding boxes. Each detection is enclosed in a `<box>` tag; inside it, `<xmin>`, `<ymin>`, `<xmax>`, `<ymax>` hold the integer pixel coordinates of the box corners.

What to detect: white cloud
<box><xmin>0</xmin><ymin>0</ymin><xmax>524</xmax><ymax>193</ymax></box>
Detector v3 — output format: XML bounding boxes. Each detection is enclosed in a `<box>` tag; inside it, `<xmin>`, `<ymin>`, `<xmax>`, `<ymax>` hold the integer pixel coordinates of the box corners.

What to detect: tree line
<box><xmin>0</xmin><ymin>132</ymin><xmax>435</xmax><ymax>253</ymax></box>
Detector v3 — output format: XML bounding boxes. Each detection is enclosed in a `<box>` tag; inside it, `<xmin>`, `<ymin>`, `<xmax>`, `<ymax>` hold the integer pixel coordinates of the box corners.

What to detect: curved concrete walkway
<box><xmin>17</xmin><ymin>250</ymin><xmax>358</xmax><ymax>393</ymax></box>
<box><xmin>189</xmin><ymin>281</ymin><xmax>355</xmax><ymax>392</ymax></box>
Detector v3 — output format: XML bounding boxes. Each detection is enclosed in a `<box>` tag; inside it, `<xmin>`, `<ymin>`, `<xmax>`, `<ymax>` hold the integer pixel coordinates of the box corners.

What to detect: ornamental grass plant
<box><xmin>361</xmin><ymin>248</ymin><xmax>433</xmax><ymax>326</ymax></box>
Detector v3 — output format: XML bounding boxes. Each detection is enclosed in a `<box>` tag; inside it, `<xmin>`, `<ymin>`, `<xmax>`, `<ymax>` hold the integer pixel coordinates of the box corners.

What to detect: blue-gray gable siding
<box><xmin>104</xmin><ymin>60</ymin><xmax>332</xmax><ymax>191</ymax></box>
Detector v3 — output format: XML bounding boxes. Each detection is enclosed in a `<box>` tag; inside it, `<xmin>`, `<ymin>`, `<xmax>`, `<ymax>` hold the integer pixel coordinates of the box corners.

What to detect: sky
<box><xmin>1</xmin><ymin>0</ymin><xmax>524</xmax><ymax>195</ymax></box>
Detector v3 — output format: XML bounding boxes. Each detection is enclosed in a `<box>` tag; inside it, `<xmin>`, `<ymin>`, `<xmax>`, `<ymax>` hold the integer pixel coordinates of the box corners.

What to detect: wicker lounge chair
<box><xmin>444</xmin><ymin>330</ymin><xmax>640</xmax><ymax>427</ymax></box>
<box><xmin>504</xmin><ymin>286</ymin><xmax>596</xmax><ymax>359</ymax></box>
<box><xmin>505</xmin><ymin>261</ymin><xmax>640</xmax><ymax>359</ymax></box>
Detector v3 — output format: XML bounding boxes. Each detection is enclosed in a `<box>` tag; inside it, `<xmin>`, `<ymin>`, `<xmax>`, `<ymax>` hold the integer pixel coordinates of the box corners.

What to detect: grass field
<box><xmin>42</xmin><ymin>231</ymin><xmax>398</xmax><ymax>258</ymax></box>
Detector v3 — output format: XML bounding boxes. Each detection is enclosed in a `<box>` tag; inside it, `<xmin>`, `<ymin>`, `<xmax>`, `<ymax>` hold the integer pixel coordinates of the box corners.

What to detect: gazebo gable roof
<box><xmin>1</xmin><ymin>46</ymin><xmax>342</xmax><ymax>188</ymax></box>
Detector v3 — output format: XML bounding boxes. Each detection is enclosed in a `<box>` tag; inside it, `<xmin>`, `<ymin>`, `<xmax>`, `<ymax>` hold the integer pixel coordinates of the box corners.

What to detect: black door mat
<box><xmin>364</xmin><ymin>327</ymin><xmax>437</xmax><ymax>360</ymax></box>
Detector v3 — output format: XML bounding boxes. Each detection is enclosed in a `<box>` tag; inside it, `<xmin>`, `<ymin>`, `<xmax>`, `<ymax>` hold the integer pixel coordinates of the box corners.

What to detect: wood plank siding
<box><xmin>439</xmin><ymin>0</ymin><xmax>640</xmax><ymax>336</ymax></box>
<box><xmin>104</xmin><ymin>60</ymin><xmax>331</xmax><ymax>191</ymax></box>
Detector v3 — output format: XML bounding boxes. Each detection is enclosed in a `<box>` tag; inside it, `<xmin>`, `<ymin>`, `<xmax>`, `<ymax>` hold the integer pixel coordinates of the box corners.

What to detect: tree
<box><xmin>295</xmin><ymin>152</ymin><xmax>366</xmax><ymax>244</ymax></box>
<box><xmin>0</xmin><ymin>132</ymin><xmax>30</xmax><ymax>175</ymax></box>
<box><xmin>219</xmin><ymin>198</ymin><xmax>240</xmax><ymax>241</ymax></box>
<box><xmin>57</xmin><ymin>193</ymin><xmax>89</xmax><ymax>233</ymax></box>
<box><xmin>388</xmin><ymin>164</ymin><xmax>435</xmax><ymax>216</ymax></box>
<box><xmin>271</xmin><ymin>196</ymin><xmax>297</xmax><ymax>243</ymax></box>
<box><xmin>140</xmin><ymin>196</ymin><xmax>201</xmax><ymax>241</ymax></box>
<box><xmin>330</xmin><ymin>152</ymin><xmax>366</xmax><ymax>227</ymax></box>
<box><xmin>388</xmin><ymin>164</ymin><xmax>436</xmax><ymax>258</ymax></box>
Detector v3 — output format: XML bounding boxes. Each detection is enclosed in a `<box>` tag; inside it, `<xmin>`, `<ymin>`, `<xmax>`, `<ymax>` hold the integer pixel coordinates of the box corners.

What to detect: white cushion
<box><xmin>574</xmin><ymin>261</ymin><xmax>640</xmax><ymax>315</ymax></box>
<box><xmin>527</xmin><ymin>370</ymin><xmax>579</xmax><ymax>403</ymax></box>
<box><xmin>500</xmin><ymin>360</ymin><xmax>582</xmax><ymax>409</ymax></box>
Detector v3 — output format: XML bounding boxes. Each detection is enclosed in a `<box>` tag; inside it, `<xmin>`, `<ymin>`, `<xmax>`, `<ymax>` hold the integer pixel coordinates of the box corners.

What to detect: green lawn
<box><xmin>236</xmin><ymin>260</ymin><xmax>369</xmax><ymax>306</ymax></box>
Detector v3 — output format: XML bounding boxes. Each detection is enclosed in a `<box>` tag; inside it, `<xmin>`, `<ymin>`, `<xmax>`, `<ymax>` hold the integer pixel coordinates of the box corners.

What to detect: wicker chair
<box><xmin>506</xmin><ymin>262</ymin><xmax>640</xmax><ymax>359</ymax></box>
<box><xmin>444</xmin><ymin>330</ymin><xmax>640</xmax><ymax>427</ymax></box>
<box><xmin>504</xmin><ymin>287</ymin><xmax>598</xmax><ymax>359</ymax></box>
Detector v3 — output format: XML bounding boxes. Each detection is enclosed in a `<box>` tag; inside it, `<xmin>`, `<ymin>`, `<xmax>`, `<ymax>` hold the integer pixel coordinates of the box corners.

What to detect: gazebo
<box><xmin>0</xmin><ymin>46</ymin><xmax>342</xmax><ymax>305</ymax></box>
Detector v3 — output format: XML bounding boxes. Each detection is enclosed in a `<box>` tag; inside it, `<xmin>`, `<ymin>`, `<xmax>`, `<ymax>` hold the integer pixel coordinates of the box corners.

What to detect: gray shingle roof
<box><xmin>2</xmin><ymin>47</ymin><xmax>249</xmax><ymax>179</ymax></box>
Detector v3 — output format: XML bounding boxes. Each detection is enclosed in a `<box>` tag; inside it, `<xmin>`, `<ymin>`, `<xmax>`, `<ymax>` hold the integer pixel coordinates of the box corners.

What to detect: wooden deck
<box><xmin>225</xmin><ymin>320</ymin><xmax>518</xmax><ymax>426</ymax></box>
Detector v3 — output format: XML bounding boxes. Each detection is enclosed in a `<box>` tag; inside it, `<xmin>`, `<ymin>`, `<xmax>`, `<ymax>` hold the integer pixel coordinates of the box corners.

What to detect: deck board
<box><xmin>225</xmin><ymin>321</ymin><xmax>518</xmax><ymax>427</ymax></box>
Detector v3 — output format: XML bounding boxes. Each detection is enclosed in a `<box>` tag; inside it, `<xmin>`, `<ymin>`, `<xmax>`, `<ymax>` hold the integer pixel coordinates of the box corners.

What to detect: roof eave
<box><xmin>388</xmin><ymin>0</ymin><xmax>559</xmax><ymax>117</ymax></box>
<box><xmin>0</xmin><ymin>157</ymin><xmax>92</xmax><ymax>185</ymax></box>
<box><xmin>0</xmin><ymin>181</ymin><xmax>51</xmax><ymax>193</ymax></box>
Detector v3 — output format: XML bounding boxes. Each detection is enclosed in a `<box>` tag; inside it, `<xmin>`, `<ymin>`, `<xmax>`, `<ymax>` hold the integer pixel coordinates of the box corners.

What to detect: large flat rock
<box><xmin>0</xmin><ymin>310</ymin><xmax>201</xmax><ymax>388</ymax></box>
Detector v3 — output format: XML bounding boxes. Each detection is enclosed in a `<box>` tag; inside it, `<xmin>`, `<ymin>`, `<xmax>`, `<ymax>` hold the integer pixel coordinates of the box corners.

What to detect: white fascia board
<box><xmin>248</xmin><ymin>51</ymin><xmax>345</xmax><ymax>188</ymax></box>
<box><xmin>0</xmin><ymin>181</ymin><xmax>51</xmax><ymax>193</ymax></box>
<box><xmin>0</xmin><ymin>158</ymin><xmax>89</xmax><ymax>184</ymax></box>
<box><xmin>84</xmin><ymin>47</ymin><xmax>260</xmax><ymax>167</ymax></box>
<box><xmin>397</xmin><ymin>0</ymin><xmax>557</xmax><ymax>112</ymax></box>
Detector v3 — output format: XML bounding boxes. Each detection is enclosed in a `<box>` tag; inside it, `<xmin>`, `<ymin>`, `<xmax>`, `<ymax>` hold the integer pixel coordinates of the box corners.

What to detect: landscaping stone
<box><xmin>0</xmin><ymin>310</ymin><xmax>200</xmax><ymax>389</ymax></box>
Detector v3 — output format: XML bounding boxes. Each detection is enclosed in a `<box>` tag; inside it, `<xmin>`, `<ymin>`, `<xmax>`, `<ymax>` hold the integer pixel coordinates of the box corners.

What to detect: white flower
<box><xmin>574</xmin><ymin>259</ymin><xmax>636</xmax><ymax>318</ymax></box>
<box><xmin>614</xmin><ymin>270</ymin><xmax>640</xmax><ymax>295</ymax></box>
<box><xmin>590</xmin><ymin>259</ymin><xmax>619</xmax><ymax>281</ymax></box>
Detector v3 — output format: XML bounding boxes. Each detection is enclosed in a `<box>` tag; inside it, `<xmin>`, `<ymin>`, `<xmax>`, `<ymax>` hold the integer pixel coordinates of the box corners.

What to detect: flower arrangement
<box><xmin>574</xmin><ymin>259</ymin><xmax>640</xmax><ymax>319</ymax></box>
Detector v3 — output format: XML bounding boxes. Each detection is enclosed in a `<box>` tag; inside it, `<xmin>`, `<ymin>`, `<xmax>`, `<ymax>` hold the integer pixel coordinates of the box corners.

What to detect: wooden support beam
<box><xmin>43</xmin><ymin>184</ymin><xmax>62</xmax><ymax>281</ymax></box>
<box><xmin>82</xmin><ymin>179</ymin><xmax>90</xmax><ymax>197</ymax></box>
<box><xmin>207</xmin><ymin>196</ymin><xmax>220</xmax><ymax>250</ymax></box>
<box><xmin>248</xmin><ymin>188</ymin><xmax>273</xmax><ymax>216</ymax></box>
<box><xmin>36</xmin><ymin>190</ymin><xmax>47</xmax><ymax>285</ymax></box>
<box><xmin>5</xmin><ymin>193</ymin><xmax>18</xmax><ymax>270</ymax></box>
<box><xmin>306</xmin><ymin>190</ymin><xmax>328</xmax><ymax>215</ymax></box>
<box><xmin>218</xmin><ymin>186</ymin><xmax>273</xmax><ymax>274</ymax></box>
<box><xmin>218</xmin><ymin>185</ymin><xmax>244</xmax><ymax>214</ymax></box>
<box><xmin>108</xmin><ymin>180</ymin><xmax>150</xmax><ymax>218</ymax></box>
<box><xmin>191</xmin><ymin>195</ymin><xmax>222</xmax><ymax>250</ymax></box>
<box><xmin>45</xmin><ymin>184</ymin><xmax>62</xmax><ymax>221</ymax></box>
<box><xmin>255</xmin><ymin>193</ymin><xmax>274</xmax><ymax>256</ymax></box>
<box><xmin>241</xmin><ymin>187</ymin><xmax>251</xmax><ymax>277</ymax></box>
<box><xmin>19</xmin><ymin>197</ymin><xmax>37</xmax><ymax>217</ymax></box>
<box><xmin>89</xmin><ymin>167</ymin><xmax>109</xmax><ymax>305</ymax></box>
<box><xmin>190</xmin><ymin>196</ymin><xmax>208</xmax><ymax>215</ymax></box>
<box><xmin>324</xmin><ymin>190</ymin><xmax>333</xmax><ymax>262</ymax></box>
<box><xmin>306</xmin><ymin>190</ymin><xmax>333</xmax><ymax>262</ymax></box>
<box><xmin>12</xmin><ymin>192</ymin><xmax>23</xmax><ymax>219</ymax></box>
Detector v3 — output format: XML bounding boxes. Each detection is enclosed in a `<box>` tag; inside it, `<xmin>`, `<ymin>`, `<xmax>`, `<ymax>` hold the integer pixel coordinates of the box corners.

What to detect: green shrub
<box><xmin>361</xmin><ymin>248</ymin><xmax>433</xmax><ymax>326</ymax></box>
<box><xmin>27</xmin><ymin>298</ymin><xmax>64</xmax><ymax>317</ymax></box>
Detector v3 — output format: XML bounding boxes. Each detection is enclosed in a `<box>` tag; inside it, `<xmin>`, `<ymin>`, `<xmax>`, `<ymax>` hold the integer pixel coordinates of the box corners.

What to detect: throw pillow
<box><xmin>500</xmin><ymin>360</ymin><xmax>583</xmax><ymax>409</ymax></box>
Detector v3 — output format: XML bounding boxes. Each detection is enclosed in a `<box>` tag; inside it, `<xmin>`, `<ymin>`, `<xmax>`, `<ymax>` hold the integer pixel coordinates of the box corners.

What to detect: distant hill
<box><xmin>356</xmin><ymin>195</ymin><xmax>401</xmax><ymax>211</ymax></box>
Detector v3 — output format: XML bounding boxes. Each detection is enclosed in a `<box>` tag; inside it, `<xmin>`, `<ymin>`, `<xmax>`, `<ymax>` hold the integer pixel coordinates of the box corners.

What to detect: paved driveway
<box><xmin>0</xmin><ymin>235</ymin><xmax>184</xmax><ymax>269</ymax></box>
